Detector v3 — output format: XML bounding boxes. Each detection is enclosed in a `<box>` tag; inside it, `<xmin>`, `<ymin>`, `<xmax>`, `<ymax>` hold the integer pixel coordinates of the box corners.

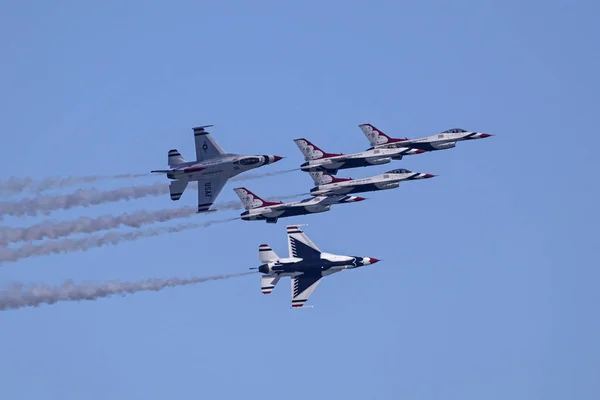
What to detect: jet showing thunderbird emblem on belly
<box><xmin>250</xmin><ymin>225</ymin><xmax>381</xmax><ymax>308</ymax></box>
<box><xmin>151</xmin><ymin>125</ymin><xmax>284</xmax><ymax>213</ymax></box>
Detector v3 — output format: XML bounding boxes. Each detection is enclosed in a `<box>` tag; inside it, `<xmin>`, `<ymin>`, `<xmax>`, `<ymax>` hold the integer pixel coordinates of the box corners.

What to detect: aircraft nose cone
<box><xmin>423</xmin><ymin>173</ymin><xmax>436</xmax><ymax>179</ymax></box>
<box><xmin>273</xmin><ymin>155</ymin><xmax>284</xmax><ymax>163</ymax></box>
<box><xmin>415</xmin><ymin>149</ymin><xmax>427</xmax><ymax>154</ymax></box>
<box><xmin>354</xmin><ymin>196</ymin><xmax>367</xmax><ymax>202</ymax></box>
<box><xmin>368</xmin><ymin>257</ymin><xmax>380</xmax><ymax>264</ymax></box>
<box><xmin>479</xmin><ymin>133</ymin><xmax>492</xmax><ymax>138</ymax></box>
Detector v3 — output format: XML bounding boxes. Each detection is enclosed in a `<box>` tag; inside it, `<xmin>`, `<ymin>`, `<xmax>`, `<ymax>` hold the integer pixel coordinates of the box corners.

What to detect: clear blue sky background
<box><xmin>1</xmin><ymin>1</ymin><xmax>599</xmax><ymax>399</ymax></box>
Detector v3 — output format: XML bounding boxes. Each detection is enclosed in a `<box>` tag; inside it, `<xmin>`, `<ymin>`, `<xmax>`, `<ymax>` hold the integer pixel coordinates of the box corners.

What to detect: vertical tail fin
<box><xmin>168</xmin><ymin>149</ymin><xmax>187</xmax><ymax>167</ymax></box>
<box><xmin>308</xmin><ymin>171</ymin><xmax>353</xmax><ymax>185</ymax></box>
<box><xmin>359</xmin><ymin>124</ymin><xmax>408</xmax><ymax>147</ymax></box>
<box><xmin>234</xmin><ymin>187</ymin><xmax>283</xmax><ymax>210</ymax></box>
<box><xmin>293</xmin><ymin>138</ymin><xmax>342</xmax><ymax>161</ymax></box>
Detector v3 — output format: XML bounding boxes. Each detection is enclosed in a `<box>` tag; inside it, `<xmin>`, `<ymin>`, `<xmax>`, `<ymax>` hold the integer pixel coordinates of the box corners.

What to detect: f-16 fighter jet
<box><xmin>359</xmin><ymin>123</ymin><xmax>492</xmax><ymax>152</ymax></box>
<box><xmin>251</xmin><ymin>224</ymin><xmax>380</xmax><ymax>308</ymax></box>
<box><xmin>293</xmin><ymin>138</ymin><xmax>425</xmax><ymax>174</ymax></box>
<box><xmin>234</xmin><ymin>187</ymin><xmax>366</xmax><ymax>224</ymax></box>
<box><xmin>151</xmin><ymin>125</ymin><xmax>283</xmax><ymax>213</ymax></box>
<box><xmin>308</xmin><ymin>168</ymin><xmax>435</xmax><ymax>197</ymax></box>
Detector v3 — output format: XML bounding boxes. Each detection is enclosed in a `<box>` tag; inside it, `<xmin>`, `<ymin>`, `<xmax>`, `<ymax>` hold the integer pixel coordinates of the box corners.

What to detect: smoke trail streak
<box><xmin>0</xmin><ymin>217</ymin><xmax>240</xmax><ymax>263</ymax></box>
<box><xmin>0</xmin><ymin>169</ymin><xmax>299</xmax><ymax>219</ymax></box>
<box><xmin>230</xmin><ymin>168</ymin><xmax>298</xmax><ymax>181</ymax></box>
<box><xmin>0</xmin><ymin>193</ymin><xmax>305</xmax><ymax>245</ymax></box>
<box><xmin>0</xmin><ymin>183</ymin><xmax>168</xmax><ymax>219</ymax></box>
<box><xmin>0</xmin><ymin>174</ymin><xmax>150</xmax><ymax>196</ymax></box>
<box><xmin>0</xmin><ymin>271</ymin><xmax>255</xmax><ymax>311</ymax></box>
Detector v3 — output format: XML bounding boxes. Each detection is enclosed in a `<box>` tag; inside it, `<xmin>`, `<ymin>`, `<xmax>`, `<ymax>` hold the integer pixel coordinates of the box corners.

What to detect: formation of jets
<box><xmin>152</xmin><ymin>123</ymin><xmax>492</xmax><ymax>307</ymax></box>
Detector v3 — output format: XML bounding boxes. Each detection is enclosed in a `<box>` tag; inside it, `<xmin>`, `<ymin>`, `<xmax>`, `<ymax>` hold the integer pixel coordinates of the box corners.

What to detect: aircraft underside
<box><xmin>318</xmin><ymin>182</ymin><xmax>399</xmax><ymax>196</ymax></box>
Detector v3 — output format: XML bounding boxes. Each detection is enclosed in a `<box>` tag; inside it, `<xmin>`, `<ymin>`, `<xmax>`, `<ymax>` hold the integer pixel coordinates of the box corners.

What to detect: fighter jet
<box><xmin>308</xmin><ymin>168</ymin><xmax>435</xmax><ymax>197</ymax></box>
<box><xmin>251</xmin><ymin>224</ymin><xmax>380</xmax><ymax>308</ymax></box>
<box><xmin>234</xmin><ymin>187</ymin><xmax>366</xmax><ymax>224</ymax></box>
<box><xmin>293</xmin><ymin>138</ymin><xmax>425</xmax><ymax>174</ymax></box>
<box><xmin>359</xmin><ymin>123</ymin><xmax>493</xmax><ymax>152</ymax></box>
<box><xmin>151</xmin><ymin>125</ymin><xmax>283</xmax><ymax>213</ymax></box>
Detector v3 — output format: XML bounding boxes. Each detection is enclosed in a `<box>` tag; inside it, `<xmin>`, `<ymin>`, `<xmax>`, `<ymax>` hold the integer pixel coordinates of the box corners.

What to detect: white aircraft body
<box><xmin>234</xmin><ymin>187</ymin><xmax>366</xmax><ymax>224</ymax></box>
<box><xmin>293</xmin><ymin>138</ymin><xmax>425</xmax><ymax>174</ymax></box>
<box><xmin>308</xmin><ymin>168</ymin><xmax>435</xmax><ymax>197</ymax></box>
<box><xmin>359</xmin><ymin>124</ymin><xmax>493</xmax><ymax>151</ymax></box>
<box><xmin>151</xmin><ymin>125</ymin><xmax>283</xmax><ymax>212</ymax></box>
<box><xmin>252</xmin><ymin>225</ymin><xmax>380</xmax><ymax>308</ymax></box>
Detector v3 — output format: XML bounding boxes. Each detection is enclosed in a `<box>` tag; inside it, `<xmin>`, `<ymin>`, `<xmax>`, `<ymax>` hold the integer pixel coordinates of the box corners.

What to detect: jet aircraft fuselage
<box><xmin>254</xmin><ymin>225</ymin><xmax>380</xmax><ymax>308</ymax></box>
<box><xmin>309</xmin><ymin>168</ymin><xmax>435</xmax><ymax>197</ymax></box>
<box><xmin>234</xmin><ymin>187</ymin><xmax>365</xmax><ymax>223</ymax></box>
<box><xmin>360</xmin><ymin>125</ymin><xmax>493</xmax><ymax>152</ymax></box>
<box><xmin>163</xmin><ymin>154</ymin><xmax>281</xmax><ymax>182</ymax></box>
<box><xmin>151</xmin><ymin>125</ymin><xmax>282</xmax><ymax>212</ymax></box>
<box><xmin>258</xmin><ymin>254</ymin><xmax>377</xmax><ymax>277</ymax></box>
<box><xmin>294</xmin><ymin>137</ymin><xmax>425</xmax><ymax>174</ymax></box>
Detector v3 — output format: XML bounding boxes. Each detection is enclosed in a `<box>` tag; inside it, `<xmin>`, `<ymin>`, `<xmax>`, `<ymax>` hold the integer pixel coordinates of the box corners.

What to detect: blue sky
<box><xmin>1</xmin><ymin>0</ymin><xmax>599</xmax><ymax>399</ymax></box>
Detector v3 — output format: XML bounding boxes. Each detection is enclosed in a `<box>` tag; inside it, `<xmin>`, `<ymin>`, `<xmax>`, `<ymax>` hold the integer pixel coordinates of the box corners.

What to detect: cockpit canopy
<box><xmin>386</xmin><ymin>168</ymin><xmax>411</xmax><ymax>174</ymax></box>
<box><xmin>238</xmin><ymin>157</ymin><xmax>261</xmax><ymax>165</ymax></box>
<box><xmin>442</xmin><ymin>128</ymin><xmax>468</xmax><ymax>133</ymax></box>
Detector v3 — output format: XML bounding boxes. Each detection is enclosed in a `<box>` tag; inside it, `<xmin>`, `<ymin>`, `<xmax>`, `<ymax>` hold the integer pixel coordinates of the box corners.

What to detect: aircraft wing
<box><xmin>196</xmin><ymin>177</ymin><xmax>228</xmax><ymax>213</ymax></box>
<box><xmin>291</xmin><ymin>273</ymin><xmax>323</xmax><ymax>308</ymax></box>
<box><xmin>315</xmin><ymin>194</ymin><xmax>351</xmax><ymax>205</ymax></box>
<box><xmin>286</xmin><ymin>225</ymin><xmax>321</xmax><ymax>260</ymax></box>
<box><xmin>193</xmin><ymin>125</ymin><xmax>226</xmax><ymax>162</ymax></box>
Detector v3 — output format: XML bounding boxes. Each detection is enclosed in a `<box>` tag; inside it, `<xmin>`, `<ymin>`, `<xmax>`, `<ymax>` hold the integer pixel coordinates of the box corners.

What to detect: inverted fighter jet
<box><xmin>359</xmin><ymin>123</ymin><xmax>492</xmax><ymax>152</ymax></box>
<box><xmin>293</xmin><ymin>137</ymin><xmax>425</xmax><ymax>174</ymax></box>
<box><xmin>251</xmin><ymin>224</ymin><xmax>380</xmax><ymax>308</ymax></box>
<box><xmin>151</xmin><ymin>125</ymin><xmax>283</xmax><ymax>213</ymax></box>
<box><xmin>308</xmin><ymin>168</ymin><xmax>435</xmax><ymax>197</ymax></box>
<box><xmin>234</xmin><ymin>187</ymin><xmax>366</xmax><ymax>224</ymax></box>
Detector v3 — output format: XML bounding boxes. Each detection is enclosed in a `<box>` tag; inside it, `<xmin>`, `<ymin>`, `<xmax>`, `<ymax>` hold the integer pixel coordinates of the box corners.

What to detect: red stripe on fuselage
<box><xmin>183</xmin><ymin>167</ymin><xmax>205</xmax><ymax>173</ymax></box>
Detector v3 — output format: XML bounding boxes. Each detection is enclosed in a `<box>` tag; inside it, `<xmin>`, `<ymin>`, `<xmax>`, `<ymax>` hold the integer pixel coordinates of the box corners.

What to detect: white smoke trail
<box><xmin>0</xmin><ymin>193</ymin><xmax>306</xmax><ymax>245</ymax></box>
<box><xmin>0</xmin><ymin>271</ymin><xmax>256</xmax><ymax>311</ymax></box>
<box><xmin>0</xmin><ymin>217</ymin><xmax>240</xmax><ymax>264</ymax></box>
<box><xmin>0</xmin><ymin>206</ymin><xmax>198</xmax><ymax>245</ymax></box>
<box><xmin>0</xmin><ymin>174</ymin><xmax>150</xmax><ymax>196</ymax></box>
<box><xmin>230</xmin><ymin>168</ymin><xmax>298</xmax><ymax>181</ymax></box>
<box><xmin>0</xmin><ymin>169</ymin><xmax>300</xmax><ymax>219</ymax></box>
<box><xmin>0</xmin><ymin>183</ymin><xmax>169</xmax><ymax>219</ymax></box>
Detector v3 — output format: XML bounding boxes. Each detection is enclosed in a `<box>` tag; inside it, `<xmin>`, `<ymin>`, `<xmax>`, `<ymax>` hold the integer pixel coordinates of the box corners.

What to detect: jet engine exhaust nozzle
<box><xmin>258</xmin><ymin>264</ymin><xmax>269</xmax><ymax>274</ymax></box>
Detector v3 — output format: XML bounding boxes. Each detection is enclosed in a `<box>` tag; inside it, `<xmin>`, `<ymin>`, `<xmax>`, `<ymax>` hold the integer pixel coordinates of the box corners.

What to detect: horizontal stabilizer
<box><xmin>169</xmin><ymin>180</ymin><xmax>188</xmax><ymax>201</ymax></box>
<box><xmin>259</xmin><ymin>244</ymin><xmax>279</xmax><ymax>262</ymax></box>
<box><xmin>261</xmin><ymin>275</ymin><xmax>280</xmax><ymax>294</ymax></box>
<box><xmin>168</xmin><ymin>149</ymin><xmax>187</xmax><ymax>167</ymax></box>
